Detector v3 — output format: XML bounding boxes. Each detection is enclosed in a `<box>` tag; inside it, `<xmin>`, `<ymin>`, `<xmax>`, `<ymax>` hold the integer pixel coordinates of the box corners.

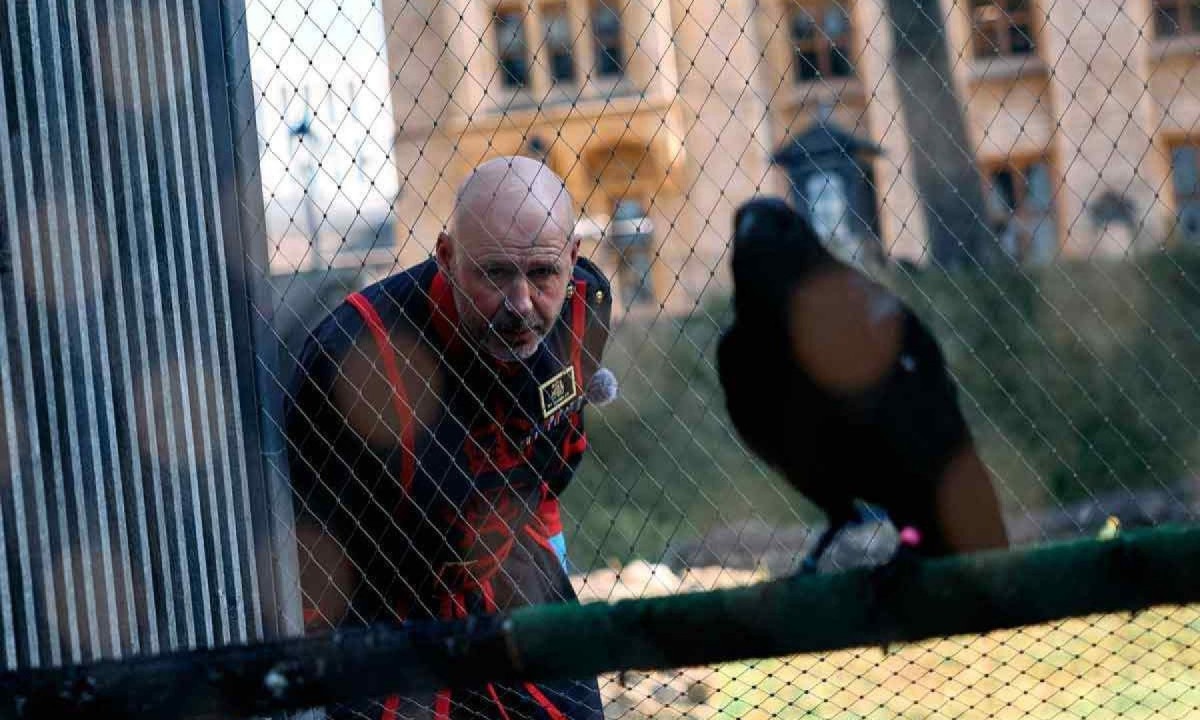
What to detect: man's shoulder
<box><xmin>304</xmin><ymin>259</ymin><xmax>438</xmax><ymax>359</ymax></box>
<box><xmin>355</xmin><ymin>258</ymin><xmax>438</xmax><ymax>316</ymax></box>
<box><xmin>558</xmin><ymin>257</ymin><xmax>613</xmax><ymax>369</ymax></box>
<box><xmin>568</xmin><ymin>254</ymin><xmax>609</xmax><ymax>328</ymax></box>
<box><xmin>572</xmin><ymin>256</ymin><xmax>611</xmax><ymax>295</ymax></box>
<box><xmin>570</xmin><ymin>256</ymin><xmax>613</xmax><ymax>321</ymax></box>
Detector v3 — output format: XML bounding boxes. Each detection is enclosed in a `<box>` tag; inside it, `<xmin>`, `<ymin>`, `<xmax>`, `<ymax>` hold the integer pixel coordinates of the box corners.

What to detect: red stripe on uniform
<box><xmin>302</xmin><ymin>606</ymin><xmax>319</xmax><ymax>626</ymax></box>
<box><xmin>481</xmin><ymin>577</ymin><xmax>498</xmax><ymax>614</ymax></box>
<box><xmin>487</xmin><ymin>684</ymin><xmax>514</xmax><ymax>720</ymax></box>
<box><xmin>537</xmin><ymin>494</ymin><xmax>564</xmax><ymax>537</ymax></box>
<box><xmin>434</xmin><ymin>690</ymin><xmax>453</xmax><ymax>720</ymax></box>
<box><xmin>428</xmin><ymin>270</ymin><xmax>466</xmax><ymax>354</ymax></box>
<box><xmin>523</xmin><ymin>524</ymin><xmax>556</xmax><ymax>555</ymax></box>
<box><xmin>525</xmin><ymin>683</ymin><xmax>568</xmax><ymax>720</ymax></box>
<box><xmin>345</xmin><ymin>292</ymin><xmax>416</xmax><ymax>493</ymax></box>
<box><xmin>570</xmin><ymin>280</ymin><xmax>586</xmax><ymax>388</ymax></box>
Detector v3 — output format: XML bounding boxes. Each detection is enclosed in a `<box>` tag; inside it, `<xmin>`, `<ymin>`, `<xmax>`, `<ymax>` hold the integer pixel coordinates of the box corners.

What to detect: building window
<box><xmin>971</xmin><ymin>0</ymin><xmax>1035</xmax><ymax>57</ymax></box>
<box><xmin>610</xmin><ymin>200</ymin><xmax>655</xmax><ymax>308</ymax></box>
<box><xmin>805</xmin><ymin>172</ymin><xmax>850</xmax><ymax>242</ymax></box>
<box><xmin>1155</xmin><ymin>0</ymin><xmax>1200</xmax><ymax>37</ymax></box>
<box><xmin>804</xmin><ymin>171</ymin><xmax>868</xmax><ymax>266</ymax></box>
<box><xmin>983</xmin><ymin>158</ymin><xmax>1057</xmax><ymax>264</ymax></box>
<box><xmin>543</xmin><ymin>3</ymin><xmax>576</xmax><ymax>83</ymax></box>
<box><xmin>1171</xmin><ymin>144</ymin><xmax>1200</xmax><ymax>244</ymax></box>
<box><xmin>789</xmin><ymin>2</ymin><xmax>854</xmax><ymax>83</ymax></box>
<box><xmin>495</xmin><ymin>9</ymin><xmax>529</xmax><ymax>88</ymax></box>
<box><xmin>592</xmin><ymin>1</ymin><xmax>625</xmax><ymax>78</ymax></box>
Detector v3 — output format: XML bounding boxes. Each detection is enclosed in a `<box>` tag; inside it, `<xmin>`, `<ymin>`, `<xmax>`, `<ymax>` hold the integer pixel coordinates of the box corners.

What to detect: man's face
<box><xmin>438</xmin><ymin>204</ymin><xmax>578</xmax><ymax>362</ymax></box>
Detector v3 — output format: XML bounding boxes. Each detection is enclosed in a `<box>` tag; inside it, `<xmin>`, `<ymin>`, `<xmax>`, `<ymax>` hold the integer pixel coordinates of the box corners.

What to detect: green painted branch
<box><xmin>512</xmin><ymin>524</ymin><xmax>1200</xmax><ymax>681</ymax></box>
<box><xmin>3</xmin><ymin>525</ymin><xmax>1199</xmax><ymax>719</ymax></box>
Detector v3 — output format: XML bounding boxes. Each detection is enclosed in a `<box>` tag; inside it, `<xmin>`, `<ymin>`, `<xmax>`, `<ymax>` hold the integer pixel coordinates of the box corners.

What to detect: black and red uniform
<box><xmin>285</xmin><ymin>258</ymin><xmax>612</xmax><ymax>720</ymax></box>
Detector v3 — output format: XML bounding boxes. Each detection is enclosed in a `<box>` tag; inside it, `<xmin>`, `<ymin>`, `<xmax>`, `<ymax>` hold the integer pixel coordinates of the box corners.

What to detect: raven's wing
<box><xmin>716</xmin><ymin>323</ymin><xmax>777</xmax><ymax>468</ymax></box>
<box><xmin>718</xmin><ymin>319</ymin><xmax>859</xmax><ymax>523</ymax></box>
<box><xmin>876</xmin><ymin>309</ymin><xmax>1009</xmax><ymax>554</ymax></box>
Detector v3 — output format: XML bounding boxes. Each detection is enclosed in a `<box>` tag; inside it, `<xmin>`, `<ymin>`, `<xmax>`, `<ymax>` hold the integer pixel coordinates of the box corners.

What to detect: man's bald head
<box><xmin>436</xmin><ymin>156</ymin><xmax>581</xmax><ymax>362</ymax></box>
<box><xmin>449</xmin><ymin>155</ymin><xmax>575</xmax><ymax>244</ymax></box>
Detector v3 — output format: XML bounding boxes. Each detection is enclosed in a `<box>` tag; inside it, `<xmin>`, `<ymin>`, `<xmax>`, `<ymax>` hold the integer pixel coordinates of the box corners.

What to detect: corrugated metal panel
<box><xmin>0</xmin><ymin>0</ymin><xmax>287</xmax><ymax>668</ymax></box>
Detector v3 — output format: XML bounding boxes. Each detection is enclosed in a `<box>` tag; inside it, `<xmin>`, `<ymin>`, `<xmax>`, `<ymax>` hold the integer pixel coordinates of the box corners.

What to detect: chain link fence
<box><xmin>227</xmin><ymin>0</ymin><xmax>1200</xmax><ymax>717</ymax></box>
<box><xmin>4</xmin><ymin>0</ymin><xmax>1200</xmax><ymax>717</ymax></box>
<box><xmin>234</xmin><ymin>0</ymin><xmax>1200</xmax><ymax>717</ymax></box>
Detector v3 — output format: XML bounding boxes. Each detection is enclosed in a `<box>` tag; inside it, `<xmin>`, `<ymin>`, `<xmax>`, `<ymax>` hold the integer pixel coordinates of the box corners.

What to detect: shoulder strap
<box><xmin>345</xmin><ymin>291</ymin><xmax>416</xmax><ymax>492</ymax></box>
<box><xmin>570</xmin><ymin>279</ymin><xmax>587</xmax><ymax>388</ymax></box>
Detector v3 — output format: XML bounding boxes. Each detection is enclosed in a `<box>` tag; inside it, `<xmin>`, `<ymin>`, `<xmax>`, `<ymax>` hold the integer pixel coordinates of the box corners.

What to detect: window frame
<box><xmin>609</xmin><ymin>198</ymin><xmax>656</xmax><ymax>308</ymax></box>
<box><xmin>980</xmin><ymin>154</ymin><xmax>1057</xmax><ymax>262</ymax></box>
<box><xmin>787</xmin><ymin>1</ymin><xmax>855</xmax><ymax>84</ymax></box>
<box><xmin>1169</xmin><ymin>141</ymin><xmax>1200</xmax><ymax>243</ymax></box>
<box><xmin>970</xmin><ymin>0</ymin><xmax>1037</xmax><ymax>58</ymax></box>
<box><xmin>1172</xmin><ymin>142</ymin><xmax>1200</xmax><ymax>205</ymax></box>
<box><xmin>494</xmin><ymin>6</ymin><xmax>531</xmax><ymax>89</ymax></box>
<box><xmin>542</xmin><ymin>2</ymin><xmax>577</xmax><ymax>84</ymax></box>
<box><xmin>1154</xmin><ymin>0</ymin><xmax>1200</xmax><ymax>38</ymax></box>
<box><xmin>591</xmin><ymin>0</ymin><xmax>626</xmax><ymax>79</ymax></box>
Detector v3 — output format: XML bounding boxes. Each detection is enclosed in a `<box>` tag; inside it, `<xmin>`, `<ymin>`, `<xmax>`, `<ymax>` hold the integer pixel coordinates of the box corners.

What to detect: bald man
<box><xmin>285</xmin><ymin>157</ymin><xmax>611</xmax><ymax>720</ymax></box>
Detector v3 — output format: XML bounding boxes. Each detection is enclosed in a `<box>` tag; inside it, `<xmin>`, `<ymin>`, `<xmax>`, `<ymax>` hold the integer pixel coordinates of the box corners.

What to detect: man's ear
<box><xmin>568</xmin><ymin>235</ymin><xmax>581</xmax><ymax>267</ymax></box>
<box><xmin>436</xmin><ymin>232</ymin><xmax>454</xmax><ymax>273</ymax></box>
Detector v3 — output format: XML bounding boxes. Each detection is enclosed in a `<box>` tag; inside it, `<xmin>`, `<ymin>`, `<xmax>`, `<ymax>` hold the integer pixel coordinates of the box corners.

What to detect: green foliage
<box><xmin>562</xmin><ymin>298</ymin><xmax>813</xmax><ymax>571</ymax></box>
<box><xmin>891</xmin><ymin>250</ymin><xmax>1200</xmax><ymax>513</ymax></box>
<box><xmin>562</xmin><ymin>250</ymin><xmax>1200</xmax><ymax>569</ymax></box>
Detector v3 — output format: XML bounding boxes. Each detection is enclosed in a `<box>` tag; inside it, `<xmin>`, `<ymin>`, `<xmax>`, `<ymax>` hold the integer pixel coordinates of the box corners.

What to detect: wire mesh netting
<box><xmin>4</xmin><ymin>0</ymin><xmax>1200</xmax><ymax>717</ymax></box>
<box><xmin>222</xmin><ymin>0</ymin><xmax>1200</xmax><ymax>717</ymax></box>
<box><xmin>231</xmin><ymin>0</ymin><xmax>1200</xmax><ymax>717</ymax></box>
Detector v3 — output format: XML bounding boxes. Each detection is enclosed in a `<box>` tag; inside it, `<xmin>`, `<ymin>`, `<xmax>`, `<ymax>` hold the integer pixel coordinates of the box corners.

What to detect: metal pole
<box><xmin>2</xmin><ymin>524</ymin><xmax>1199</xmax><ymax>720</ymax></box>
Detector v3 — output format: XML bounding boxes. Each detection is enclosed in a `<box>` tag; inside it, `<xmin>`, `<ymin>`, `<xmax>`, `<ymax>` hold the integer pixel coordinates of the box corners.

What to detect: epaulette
<box><xmin>569</xmin><ymin>256</ymin><xmax>614</xmax><ymax>378</ymax></box>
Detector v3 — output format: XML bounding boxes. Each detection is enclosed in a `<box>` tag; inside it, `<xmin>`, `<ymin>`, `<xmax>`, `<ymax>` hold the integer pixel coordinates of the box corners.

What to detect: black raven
<box><xmin>717</xmin><ymin>196</ymin><xmax>1008</xmax><ymax>573</ymax></box>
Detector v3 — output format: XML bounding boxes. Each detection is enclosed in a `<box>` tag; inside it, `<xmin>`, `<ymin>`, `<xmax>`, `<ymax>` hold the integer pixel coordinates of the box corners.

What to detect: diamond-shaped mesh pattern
<box><xmin>232</xmin><ymin>0</ymin><xmax>1200</xmax><ymax>718</ymax></box>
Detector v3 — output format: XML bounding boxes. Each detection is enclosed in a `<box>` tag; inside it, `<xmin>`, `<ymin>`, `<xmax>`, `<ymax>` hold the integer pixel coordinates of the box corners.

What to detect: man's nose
<box><xmin>505</xmin><ymin>276</ymin><xmax>534</xmax><ymax>317</ymax></box>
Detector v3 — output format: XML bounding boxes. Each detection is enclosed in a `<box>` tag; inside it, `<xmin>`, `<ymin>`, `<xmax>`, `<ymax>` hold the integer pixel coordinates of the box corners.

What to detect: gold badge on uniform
<box><xmin>539</xmin><ymin>367</ymin><xmax>578</xmax><ymax>419</ymax></box>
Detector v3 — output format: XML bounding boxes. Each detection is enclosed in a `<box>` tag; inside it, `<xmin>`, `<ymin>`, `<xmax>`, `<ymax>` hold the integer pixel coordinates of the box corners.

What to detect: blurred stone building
<box><xmin>376</xmin><ymin>0</ymin><xmax>1200</xmax><ymax>316</ymax></box>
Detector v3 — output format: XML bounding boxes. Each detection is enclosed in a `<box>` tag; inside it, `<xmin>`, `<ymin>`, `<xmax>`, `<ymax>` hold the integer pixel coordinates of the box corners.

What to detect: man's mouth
<box><xmin>499</xmin><ymin>327</ymin><xmax>536</xmax><ymax>343</ymax></box>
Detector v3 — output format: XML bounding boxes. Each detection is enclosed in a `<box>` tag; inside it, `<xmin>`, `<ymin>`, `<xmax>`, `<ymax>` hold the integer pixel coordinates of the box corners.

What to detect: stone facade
<box><xmin>380</xmin><ymin>0</ymin><xmax>1200</xmax><ymax>316</ymax></box>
